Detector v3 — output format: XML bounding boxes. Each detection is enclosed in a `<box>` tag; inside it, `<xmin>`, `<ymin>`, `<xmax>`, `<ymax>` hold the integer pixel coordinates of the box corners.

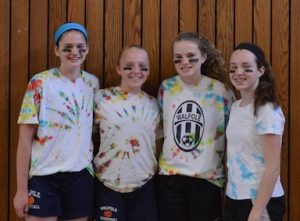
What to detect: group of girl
<box><xmin>14</xmin><ymin>22</ymin><xmax>285</xmax><ymax>221</ymax></box>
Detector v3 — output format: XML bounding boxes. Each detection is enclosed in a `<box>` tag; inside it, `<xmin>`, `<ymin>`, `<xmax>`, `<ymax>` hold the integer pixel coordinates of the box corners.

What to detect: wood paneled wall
<box><xmin>0</xmin><ymin>0</ymin><xmax>299</xmax><ymax>220</ymax></box>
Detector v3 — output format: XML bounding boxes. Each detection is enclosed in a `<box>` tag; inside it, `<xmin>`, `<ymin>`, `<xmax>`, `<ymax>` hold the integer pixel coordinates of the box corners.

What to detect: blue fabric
<box><xmin>55</xmin><ymin>22</ymin><xmax>88</xmax><ymax>44</ymax></box>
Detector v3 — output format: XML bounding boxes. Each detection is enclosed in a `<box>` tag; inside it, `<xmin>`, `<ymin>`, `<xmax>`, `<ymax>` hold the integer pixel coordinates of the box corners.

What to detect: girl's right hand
<box><xmin>13</xmin><ymin>191</ymin><xmax>29</xmax><ymax>217</ymax></box>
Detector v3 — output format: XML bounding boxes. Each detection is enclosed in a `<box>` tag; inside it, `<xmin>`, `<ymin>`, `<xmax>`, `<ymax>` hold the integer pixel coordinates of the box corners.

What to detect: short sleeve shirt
<box><xmin>226</xmin><ymin>100</ymin><xmax>285</xmax><ymax>199</ymax></box>
<box><xmin>94</xmin><ymin>87</ymin><xmax>160</xmax><ymax>193</ymax></box>
<box><xmin>158</xmin><ymin>75</ymin><xmax>235</xmax><ymax>187</ymax></box>
<box><xmin>18</xmin><ymin>68</ymin><xmax>100</xmax><ymax>176</ymax></box>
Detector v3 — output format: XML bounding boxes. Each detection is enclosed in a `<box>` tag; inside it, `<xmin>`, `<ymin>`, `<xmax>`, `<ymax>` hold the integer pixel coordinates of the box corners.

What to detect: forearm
<box><xmin>15</xmin><ymin>124</ymin><xmax>36</xmax><ymax>193</ymax></box>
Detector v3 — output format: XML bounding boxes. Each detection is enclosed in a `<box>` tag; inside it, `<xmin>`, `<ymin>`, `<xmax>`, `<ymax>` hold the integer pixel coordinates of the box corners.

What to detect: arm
<box><xmin>13</xmin><ymin>124</ymin><xmax>37</xmax><ymax>217</ymax></box>
<box><xmin>248</xmin><ymin>134</ymin><xmax>282</xmax><ymax>221</ymax></box>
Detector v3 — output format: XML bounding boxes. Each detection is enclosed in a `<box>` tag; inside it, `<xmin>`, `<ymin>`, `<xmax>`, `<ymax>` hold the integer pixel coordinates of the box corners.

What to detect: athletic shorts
<box><xmin>158</xmin><ymin>175</ymin><xmax>223</xmax><ymax>221</ymax></box>
<box><xmin>27</xmin><ymin>168</ymin><xmax>94</xmax><ymax>220</ymax></box>
<box><xmin>94</xmin><ymin>178</ymin><xmax>158</xmax><ymax>221</ymax></box>
<box><xmin>225</xmin><ymin>195</ymin><xmax>285</xmax><ymax>221</ymax></box>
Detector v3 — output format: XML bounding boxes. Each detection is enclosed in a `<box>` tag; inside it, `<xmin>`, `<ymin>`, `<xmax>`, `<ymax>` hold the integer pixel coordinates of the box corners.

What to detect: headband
<box><xmin>54</xmin><ymin>22</ymin><xmax>88</xmax><ymax>44</ymax></box>
<box><xmin>235</xmin><ymin>42</ymin><xmax>265</xmax><ymax>64</ymax></box>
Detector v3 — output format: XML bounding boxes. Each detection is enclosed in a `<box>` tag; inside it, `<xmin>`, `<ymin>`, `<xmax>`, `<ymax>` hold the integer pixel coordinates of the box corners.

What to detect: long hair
<box><xmin>234</xmin><ymin>42</ymin><xmax>278</xmax><ymax>116</ymax></box>
<box><xmin>173</xmin><ymin>32</ymin><xmax>230</xmax><ymax>86</ymax></box>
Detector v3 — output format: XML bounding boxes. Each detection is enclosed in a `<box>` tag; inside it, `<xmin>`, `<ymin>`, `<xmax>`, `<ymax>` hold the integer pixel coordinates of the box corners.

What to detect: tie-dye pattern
<box><xmin>94</xmin><ymin>87</ymin><xmax>160</xmax><ymax>193</ymax></box>
<box><xmin>158</xmin><ymin>75</ymin><xmax>235</xmax><ymax>187</ymax></box>
<box><xmin>226</xmin><ymin>100</ymin><xmax>285</xmax><ymax>199</ymax></box>
<box><xmin>18</xmin><ymin>68</ymin><xmax>99</xmax><ymax>176</ymax></box>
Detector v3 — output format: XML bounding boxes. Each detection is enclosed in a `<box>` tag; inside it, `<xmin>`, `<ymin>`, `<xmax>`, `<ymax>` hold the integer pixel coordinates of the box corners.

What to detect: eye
<box><xmin>140</xmin><ymin>67</ymin><xmax>148</xmax><ymax>71</ymax></box>
<box><xmin>188</xmin><ymin>58</ymin><xmax>199</xmax><ymax>63</ymax></box>
<box><xmin>123</xmin><ymin>66</ymin><xmax>133</xmax><ymax>71</ymax></box>
<box><xmin>79</xmin><ymin>48</ymin><xmax>87</xmax><ymax>53</ymax></box>
<box><xmin>62</xmin><ymin>48</ymin><xmax>72</xmax><ymax>53</ymax></box>
<box><xmin>174</xmin><ymin>59</ymin><xmax>182</xmax><ymax>64</ymax></box>
<box><xmin>244</xmin><ymin>68</ymin><xmax>253</xmax><ymax>72</ymax></box>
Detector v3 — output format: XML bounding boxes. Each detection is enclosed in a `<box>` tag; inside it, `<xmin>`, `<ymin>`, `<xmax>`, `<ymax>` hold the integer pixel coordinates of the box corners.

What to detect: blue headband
<box><xmin>54</xmin><ymin>22</ymin><xmax>88</xmax><ymax>44</ymax></box>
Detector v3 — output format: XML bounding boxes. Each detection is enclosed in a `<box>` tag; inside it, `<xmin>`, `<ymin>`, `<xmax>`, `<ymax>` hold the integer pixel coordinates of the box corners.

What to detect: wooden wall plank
<box><xmin>104</xmin><ymin>0</ymin><xmax>123</xmax><ymax>87</ymax></box>
<box><xmin>29</xmin><ymin>0</ymin><xmax>48</xmax><ymax>78</ymax></box>
<box><xmin>235</xmin><ymin>0</ymin><xmax>252</xmax><ymax>45</ymax></box>
<box><xmin>253</xmin><ymin>0</ymin><xmax>271</xmax><ymax>61</ymax></box>
<box><xmin>272</xmin><ymin>1</ymin><xmax>289</xmax><ymax>221</ymax></box>
<box><xmin>67</xmin><ymin>0</ymin><xmax>85</xmax><ymax>23</ymax></box>
<box><xmin>10</xmin><ymin>0</ymin><xmax>30</xmax><ymax>220</ymax></box>
<box><xmin>124</xmin><ymin>0</ymin><xmax>142</xmax><ymax>45</ymax></box>
<box><xmin>199</xmin><ymin>0</ymin><xmax>216</xmax><ymax>43</ymax></box>
<box><xmin>49</xmin><ymin>0</ymin><xmax>67</xmax><ymax>68</ymax></box>
<box><xmin>0</xmin><ymin>0</ymin><xmax>9</xmax><ymax>220</ymax></box>
<box><xmin>216</xmin><ymin>0</ymin><xmax>234</xmax><ymax>64</ymax></box>
<box><xmin>161</xmin><ymin>0</ymin><xmax>178</xmax><ymax>80</ymax></box>
<box><xmin>86</xmin><ymin>0</ymin><xmax>104</xmax><ymax>85</ymax></box>
<box><xmin>179</xmin><ymin>0</ymin><xmax>197</xmax><ymax>33</ymax></box>
<box><xmin>143</xmin><ymin>0</ymin><xmax>160</xmax><ymax>96</ymax></box>
<box><xmin>290</xmin><ymin>0</ymin><xmax>300</xmax><ymax>220</ymax></box>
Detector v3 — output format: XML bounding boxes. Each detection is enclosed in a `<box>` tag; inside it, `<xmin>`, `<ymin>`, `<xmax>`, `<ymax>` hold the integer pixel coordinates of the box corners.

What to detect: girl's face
<box><xmin>229</xmin><ymin>49</ymin><xmax>264</xmax><ymax>93</ymax></box>
<box><xmin>54</xmin><ymin>30</ymin><xmax>88</xmax><ymax>69</ymax></box>
<box><xmin>117</xmin><ymin>48</ymin><xmax>150</xmax><ymax>93</ymax></box>
<box><xmin>173</xmin><ymin>40</ymin><xmax>206</xmax><ymax>84</ymax></box>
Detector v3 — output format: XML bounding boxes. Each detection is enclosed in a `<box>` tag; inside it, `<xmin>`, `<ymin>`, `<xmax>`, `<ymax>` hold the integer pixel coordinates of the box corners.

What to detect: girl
<box><xmin>225</xmin><ymin>43</ymin><xmax>285</xmax><ymax>221</ymax></box>
<box><xmin>13</xmin><ymin>22</ymin><xmax>99</xmax><ymax>221</ymax></box>
<box><xmin>93</xmin><ymin>45</ymin><xmax>161</xmax><ymax>221</ymax></box>
<box><xmin>157</xmin><ymin>32</ymin><xmax>235</xmax><ymax>221</ymax></box>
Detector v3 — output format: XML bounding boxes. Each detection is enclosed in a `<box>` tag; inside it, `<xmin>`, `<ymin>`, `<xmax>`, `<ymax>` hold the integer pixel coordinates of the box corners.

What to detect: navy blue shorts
<box><xmin>158</xmin><ymin>175</ymin><xmax>223</xmax><ymax>221</ymax></box>
<box><xmin>94</xmin><ymin>178</ymin><xmax>158</xmax><ymax>221</ymax></box>
<box><xmin>225</xmin><ymin>195</ymin><xmax>285</xmax><ymax>221</ymax></box>
<box><xmin>27</xmin><ymin>168</ymin><xmax>94</xmax><ymax>220</ymax></box>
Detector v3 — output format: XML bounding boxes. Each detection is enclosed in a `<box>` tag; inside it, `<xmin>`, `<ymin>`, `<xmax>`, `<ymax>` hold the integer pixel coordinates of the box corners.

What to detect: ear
<box><xmin>54</xmin><ymin>45</ymin><xmax>60</xmax><ymax>57</ymax></box>
<box><xmin>116</xmin><ymin>66</ymin><xmax>122</xmax><ymax>76</ymax></box>
<box><xmin>201</xmin><ymin>53</ymin><xmax>207</xmax><ymax>63</ymax></box>
<box><xmin>258</xmin><ymin>66</ymin><xmax>265</xmax><ymax>78</ymax></box>
<box><xmin>85</xmin><ymin>44</ymin><xmax>89</xmax><ymax>55</ymax></box>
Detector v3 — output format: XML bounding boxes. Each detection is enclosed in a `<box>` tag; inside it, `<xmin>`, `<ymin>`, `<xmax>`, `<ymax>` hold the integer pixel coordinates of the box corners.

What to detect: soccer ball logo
<box><xmin>181</xmin><ymin>134</ymin><xmax>194</xmax><ymax>147</ymax></box>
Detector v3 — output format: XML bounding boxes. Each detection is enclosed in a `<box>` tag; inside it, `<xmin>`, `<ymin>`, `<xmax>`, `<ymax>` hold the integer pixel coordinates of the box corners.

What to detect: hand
<box><xmin>247</xmin><ymin>212</ymin><xmax>262</xmax><ymax>221</ymax></box>
<box><xmin>13</xmin><ymin>191</ymin><xmax>29</xmax><ymax>217</ymax></box>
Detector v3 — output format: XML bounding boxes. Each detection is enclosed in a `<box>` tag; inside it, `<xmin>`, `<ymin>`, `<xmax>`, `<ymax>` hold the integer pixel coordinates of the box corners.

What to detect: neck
<box><xmin>59</xmin><ymin>66</ymin><xmax>81</xmax><ymax>81</ymax></box>
<box><xmin>180</xmin><ymin>73</ymin><xmax>202</xmax><ymax>85</ymax></box>
<box><xmin>240</xmin><ymin>91</ymin><xmax>254</xmax><ymax>106</ymax></box>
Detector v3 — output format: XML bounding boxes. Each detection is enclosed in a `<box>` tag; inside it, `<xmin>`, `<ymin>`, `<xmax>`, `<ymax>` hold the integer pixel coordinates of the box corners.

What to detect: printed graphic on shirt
<box><xmin>28</xmin><ymin>190</ymin><xmax>41</xmax><ymax>210</ymax></box>
<box><xmin>173</xmin><ymin>100</ymin><xmax>204</xmax><ymax>152</ymax></box>
<box><xmin>100</xmin><ymin>206</ymin><xmax>118</xmax><ymax>221</ymax></box>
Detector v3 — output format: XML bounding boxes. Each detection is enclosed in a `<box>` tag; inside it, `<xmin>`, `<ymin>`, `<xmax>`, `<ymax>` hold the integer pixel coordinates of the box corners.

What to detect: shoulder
<box><xmin>95</xmin><ymin>86</ymin><xmax>116</xmax><ymax>99</ymax></box>
<box><xmin>256</xmin><ymin>102</ymin><xmax>285</xmax><ymax>134</ymax></box>
<box><xmin>81</xmin><ymin>70</ymin><xmax>100</xmax><ymax>89</ymax></box>
<box><xmin>27</xmin><ymin>68</ymin><xmax>58</xmax><ymax>89</ymax></box>
<box><xmin>160</xmin><ymin>75</ymin><xmax>179</xmax><ymax>87</ymax></box>
<box><xmin>258</xmin><ymin>102</ymin><xmax>285</xmax><ymax>120</ymax></box>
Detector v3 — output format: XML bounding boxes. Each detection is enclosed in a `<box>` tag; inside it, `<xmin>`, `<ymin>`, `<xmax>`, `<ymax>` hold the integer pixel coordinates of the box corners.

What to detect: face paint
<box><xmin>173</xmin><ymin>58</ymin><xmax>199</xmax><ymax>64</ymax></box>
<box><xmin>188</xmin><ymin>58</ymin><xmax>199</xmax><ymax>63</ymax></box>
<box><xmin>123</xmin><ymin>65</ymin><xmax>148</xmax><ymax>72</ymax></box>
<box><xmin>62</xmin><ymin>46</ymin><xmax>87</xmax><ymax>54</ymax></box>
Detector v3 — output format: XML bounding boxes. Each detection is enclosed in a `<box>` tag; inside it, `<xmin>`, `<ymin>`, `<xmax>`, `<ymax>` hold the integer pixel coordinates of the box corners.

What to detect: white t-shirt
<box><xmin>94</xmin><ymin>87</ymin><xmax>160</xmax><ymax>193</ymax></box>
<box><xmin>158</xmin><ymin>75</ymin><xmax>235</xmax><ymax>187</ymax></box>
<box><xmin>18</xmin><ymin>68</ymin><xmax>100</xmax><ymax>176</ymax></box>
<box><xmin>226</xmin><ymin>100</ymin><xmax>285</xmax><ymax>199</ymax></box>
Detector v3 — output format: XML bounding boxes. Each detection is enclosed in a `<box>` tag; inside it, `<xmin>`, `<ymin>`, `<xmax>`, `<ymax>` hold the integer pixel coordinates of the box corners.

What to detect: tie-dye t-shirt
<box><xmin>94</xmin><ymin>87</ymin><xmax>160</xmax><ymax>193</ymax></box>
<box><xmin>158</xmin><ymin>75</ymin><xmax>235</xmax><ymax>187</ymax></box>
<box><xmin>226</xmin><ymin>100</ymin><xmax>285</xmax><ymax>199</ymax></box>
<box><xmin>18</xmin><ymin>68</ymin><xmax>99</xmax><ymax>176</ymax></box>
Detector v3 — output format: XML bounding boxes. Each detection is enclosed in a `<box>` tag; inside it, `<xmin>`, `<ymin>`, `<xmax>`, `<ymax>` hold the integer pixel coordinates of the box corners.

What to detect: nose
<box><xmin>181</xmin><ymin>56</ymin><xmax>189</xmax><ymax>64</ymax></box>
